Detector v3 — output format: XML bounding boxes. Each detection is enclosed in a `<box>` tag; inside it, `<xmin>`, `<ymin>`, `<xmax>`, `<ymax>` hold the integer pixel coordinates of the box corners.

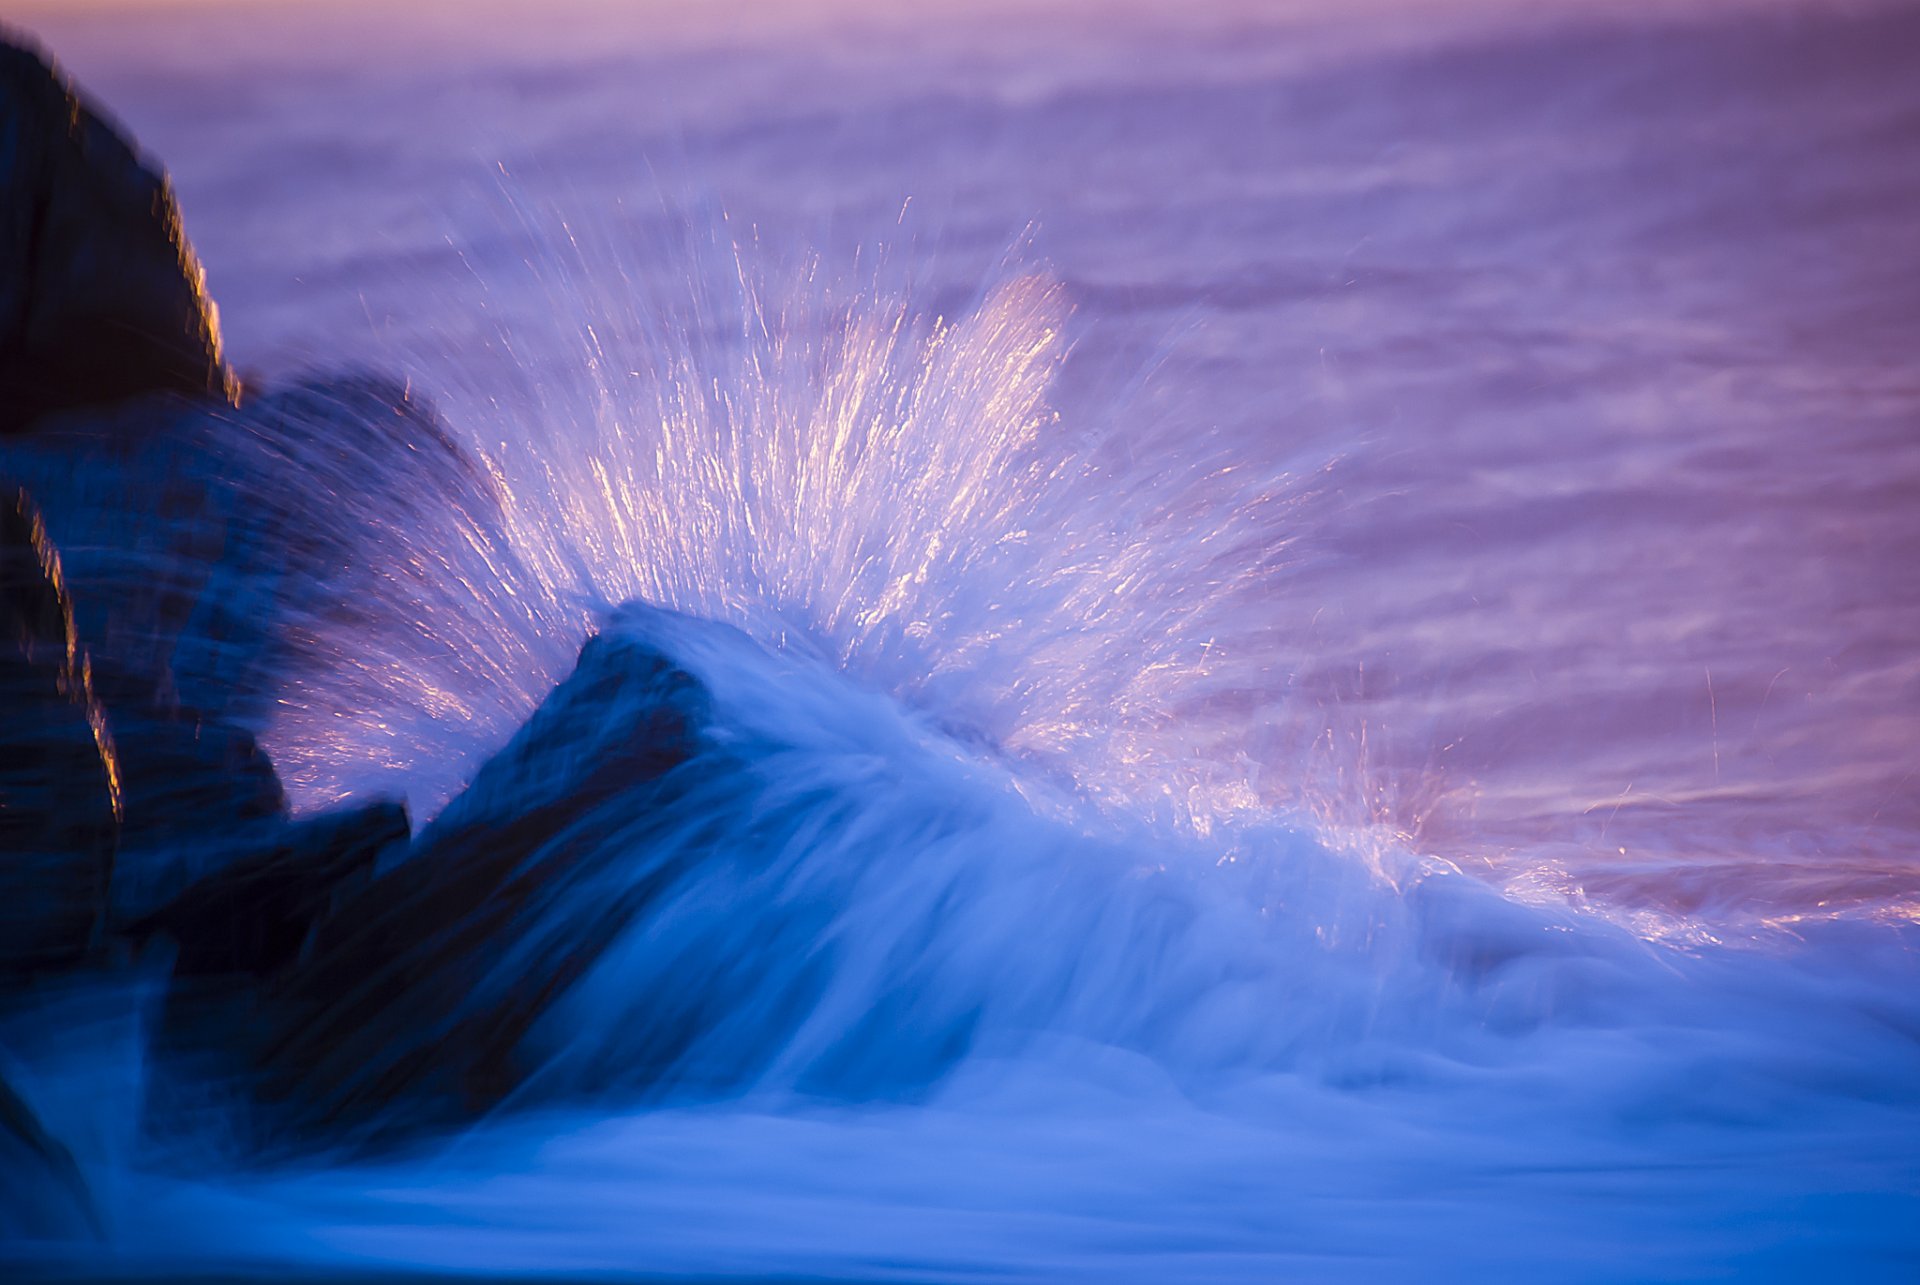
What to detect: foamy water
<box><xmin>4</xmin><ymin>0</ymin><xmax>1919</xmax><ymax>1278</ymax></box>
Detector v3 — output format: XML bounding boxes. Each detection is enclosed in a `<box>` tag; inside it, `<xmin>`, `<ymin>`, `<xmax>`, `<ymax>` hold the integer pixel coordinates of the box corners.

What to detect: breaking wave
<box><xmin>4</xmin><ymin>225</ymin><xmax>1918</xmax><ymax>1281</ymax></box>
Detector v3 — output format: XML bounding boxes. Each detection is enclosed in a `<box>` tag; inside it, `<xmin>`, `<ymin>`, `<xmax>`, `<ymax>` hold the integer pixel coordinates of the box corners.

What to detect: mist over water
<box><xmin>5</xmin><ymin>0</ymin><xmax>1920</xmax><ymax>1278</ymax></box>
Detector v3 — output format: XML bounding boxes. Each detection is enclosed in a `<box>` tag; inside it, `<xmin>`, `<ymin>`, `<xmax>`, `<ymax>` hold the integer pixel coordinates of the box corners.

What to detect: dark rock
<box><xmin>135</xmin><ymin>799</ymin><xmax>410</xmax><ymax>1148</ymax></box>
<box><xmin>131</xmin><ymin>799</ymin><xmax>409</xmax><ymax>1159</ymax></box>
<box><xmin>0</xmin><ymin>400</ymin><xmax>234</xmax><ymax>720</ymax></box>
<box><xmin>103</xmin><ymin>688</ymin><xmax>289</xmax><ymax>851</ymax></box>
<box><xmin>248</xmin><ymin>627</ymin><xmax>711</xmax><ymax>1147</ymax></box>
<box><xmin>0</xmin><ymin>482</ymin><xmax>119</xmax><ymax>976</ymax></box>
<box><xmin>136</xmin><ymin>799</ymin><xmax>409</xmax><ymax>980</ymax></box>
<box><xmin>1</xmin><ymin>476</ymin><xmax>287</xmax><ymax>981</ymax></box>
<box><xmin>0</xmin><ymin>32</ymin><xmax>235</xmax><ymax>435</ymax></box>
<box><xmin>0</xmin><ymin>372</ymin><xmax>499</xmax><ymax>734</ymax></box>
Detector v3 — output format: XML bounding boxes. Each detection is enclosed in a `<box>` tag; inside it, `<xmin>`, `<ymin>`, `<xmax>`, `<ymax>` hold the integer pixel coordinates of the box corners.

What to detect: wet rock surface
<box><xmin>136</xmin><ymin>800</ymin><xmax>413</xmax><ymax>1145</ymax></box>
<box><xmin>104</xmin><ymin>692</ymin><xmax>289</xmax><ymax>854</ymax></box>
<box><xmin>1</xmin><ymin>23</ymin><xmax>720</xmax><ymax>1168</ymax></box>
<box><xmin>247</xmin><ymin>630</ymin><xmax>712</xmax><ymax>1147</ymax></box>
<box><xmin>0</xmin><ymin>483</ymin><xmax>119</xmax><ymax>976</ymax></box>
<box><xmin>0</xmin><ymin>373</ymin><xmax>494</xmax><ymax>734</ymax></box>
<box><xmin>0</xmin><ymin>33</ymin><xmax>233</xmax><ymax>434</ymax></box>
<box><xmin>137</xmin><ymin>800</ymin><xmax>410</xmax><ymax>981</ymax></box>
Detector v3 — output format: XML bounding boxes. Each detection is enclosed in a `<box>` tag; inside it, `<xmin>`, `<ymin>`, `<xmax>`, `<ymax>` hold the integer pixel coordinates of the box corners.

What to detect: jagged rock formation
<box><xmin>136</xmin><ymin>801</ymin><xmax>410</xmax><ymax>981</ymax></box>
<box><xmin>0</xmin><ymin>33</ymin><xmax>235</xmax><ymax>434</ymax></box>
<box><xmin>0</xmin><ymin>373</ymin><xmax>477</xmax><ymax>992</ymax></box>
<box><xmin>0</xmin><ymin>482</ymin><xmax>120</xmax><ymax>975</ymax></box>
<box><xmin>0</xmin><ymin>30</ymin><xmax>449</xmax><ymax>1187</ymax></box>
<box><xmin>0</xmin><ymin>373</ymin><xmax>492</xmax><ymax>733</ymax></box>
<box><xmin>0</xmin><ymin>476</ymin><xmax>297</xmax><ymax>978</ymax></box>
<box><xmin>244</xmin><ymin>626</ymin><xmax>711</xmax><ymax>1147</ymax></box>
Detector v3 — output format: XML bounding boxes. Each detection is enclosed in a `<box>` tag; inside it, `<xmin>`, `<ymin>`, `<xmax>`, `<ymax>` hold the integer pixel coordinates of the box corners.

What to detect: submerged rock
<box><xmin>0</xmin><ymin>372</ymin><xmax>494</xmax><ymax>995</ymax></box>
<box><xmin>2</xmin><ymin>470</ymin><xmax>300</xmax><ymax>984</ymax></box>
<box><xmin>0</xmin><ymin>34</ymin><xmax>234</xmax><ymax>434</ymax></box>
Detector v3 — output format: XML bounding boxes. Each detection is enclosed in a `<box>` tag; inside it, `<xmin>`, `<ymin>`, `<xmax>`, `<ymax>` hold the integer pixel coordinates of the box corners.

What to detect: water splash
<box><xmin>5</xmin><ymin>198</ymin><xmax>1918</xmax><ymax>1285</ymax></box>
<box><xmin>267</xmin><ymin>215</ymin><xmax>1316</xmax><ymax>840</ymax></box>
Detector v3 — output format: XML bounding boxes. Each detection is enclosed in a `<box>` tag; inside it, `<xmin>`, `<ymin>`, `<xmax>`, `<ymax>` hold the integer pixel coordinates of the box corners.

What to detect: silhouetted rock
<box><xmin>248</xmin><ymin>625</ymin><xmax>711</xmax><ymax>1147</ymax></box>
<box><xmin>137</xmin><ymin>800</ymin><xmax>409</xmax><ymax>980</ymax></box>
<box><xmin>134</xmin><ymin>799</ymin><xmax>409</xmax><ymax>1150</ymax></box>
<box><xmin>0</xmin><ymin>33</ymin><xmax>234</xmax><ymax>434</ymax></box>
<box><xmin>0</xmin><ymin>372</ymin><xmax>496</xmax><ymax>734</ymax></box>
<box><xmin>1</xmin><ymin>477</ymin><xmax>286</xmax><ymax>982</ymax></box>
<box><xmin>103</xmin><ymin>689</ymin><xmax>289</xmax><ymax>852</ymax></box>
<box><xmin>0</xmin><ymin>482</ymin><xmax>119</xmax><ymax>976</ymax></box>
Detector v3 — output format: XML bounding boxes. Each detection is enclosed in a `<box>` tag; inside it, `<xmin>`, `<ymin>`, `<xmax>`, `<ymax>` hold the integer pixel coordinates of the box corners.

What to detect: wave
<box><xmin>3</xmin><ymin>228</ymin><xmax>1918</xmax><ymax>1279</ymax></box>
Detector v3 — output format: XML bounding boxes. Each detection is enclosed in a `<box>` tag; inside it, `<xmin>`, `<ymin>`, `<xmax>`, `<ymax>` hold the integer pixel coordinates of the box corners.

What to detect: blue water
<box><xmin>5</xmin><ymin>0</ymin><xmax>1919</xmax><ymax>1278</ymax></box>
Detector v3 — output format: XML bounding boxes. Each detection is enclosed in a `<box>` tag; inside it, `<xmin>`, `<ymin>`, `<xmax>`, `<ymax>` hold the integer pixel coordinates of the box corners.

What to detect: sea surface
<box><xmin>6</xmin><ymin>0</ymin><xmax>1920</xmax><ymax>1279</ymax></box>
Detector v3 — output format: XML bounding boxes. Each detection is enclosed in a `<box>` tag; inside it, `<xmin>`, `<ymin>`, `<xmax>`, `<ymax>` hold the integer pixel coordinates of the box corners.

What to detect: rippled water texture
<box><xmin>31</xmin><ymin>0</ymin><xmax>1920</xmax><ymax>932</ymax></box>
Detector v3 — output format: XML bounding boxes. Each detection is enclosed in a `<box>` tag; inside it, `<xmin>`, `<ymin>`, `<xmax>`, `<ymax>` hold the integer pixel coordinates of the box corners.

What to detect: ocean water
<box><xmin>4</xmin><ymin>0</ymin><xmax>1919</xmax><ymax>1278</ymax></box>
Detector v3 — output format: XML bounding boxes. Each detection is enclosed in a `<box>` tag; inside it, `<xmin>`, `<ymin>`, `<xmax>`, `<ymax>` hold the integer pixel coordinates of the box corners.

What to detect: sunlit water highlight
<box><xmin>266</xmin><ymin>228</ymin><xmax>1310</xmax><ymax>844</ymax></box>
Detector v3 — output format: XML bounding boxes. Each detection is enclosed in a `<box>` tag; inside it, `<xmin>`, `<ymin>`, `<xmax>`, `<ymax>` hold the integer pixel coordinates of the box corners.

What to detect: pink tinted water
<box><xmin>19</xmin><ymin>0</ymin><xmax>1920</xmax><ymax>932</ymax></box>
